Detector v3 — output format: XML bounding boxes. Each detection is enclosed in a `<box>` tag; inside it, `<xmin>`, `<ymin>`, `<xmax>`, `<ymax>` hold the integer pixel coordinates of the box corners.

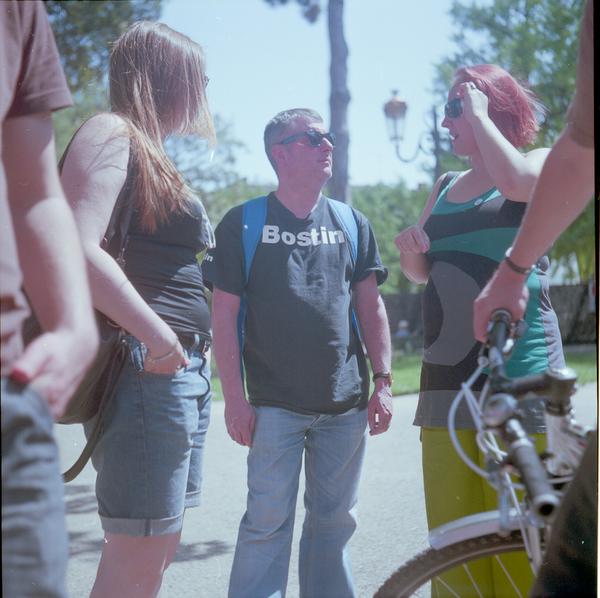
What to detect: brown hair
<box><xmin>110</xmin><ymin>21</ymin><xmax>215</xmax><ymax>231</ymax></box>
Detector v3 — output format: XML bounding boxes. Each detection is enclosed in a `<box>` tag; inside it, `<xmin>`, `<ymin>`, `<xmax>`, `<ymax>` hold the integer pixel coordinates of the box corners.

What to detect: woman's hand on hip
<box><xmin>144</xmin><ymin>336</ymin><xmax>189</xmax><ymax>375</ymax></box>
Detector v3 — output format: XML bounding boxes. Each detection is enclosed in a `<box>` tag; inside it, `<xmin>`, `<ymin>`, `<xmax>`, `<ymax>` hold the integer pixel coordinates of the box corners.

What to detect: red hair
<box><xmin>454</xmin><ymin>64</ymin><xmax>544</xmax><ymax>148</ymax></box>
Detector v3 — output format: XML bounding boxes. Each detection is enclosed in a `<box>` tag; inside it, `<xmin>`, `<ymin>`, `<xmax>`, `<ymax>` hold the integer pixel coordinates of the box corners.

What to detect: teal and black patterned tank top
<box><xmin>414</xmin><ymin>173</ymin><xmax>564</xmax><ymax>433</ymax></box>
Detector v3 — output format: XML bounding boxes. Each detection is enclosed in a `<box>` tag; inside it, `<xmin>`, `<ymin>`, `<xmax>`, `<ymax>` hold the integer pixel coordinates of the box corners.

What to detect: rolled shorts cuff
<box><xmin>100</xmin><ymin>512</ymin><xmax>185</xmax><ymax>537</ymax></box>
<box><xmin>185</xmin><ymin>489</ymin><xmax>202</xmax><ymax>509</ymax></box>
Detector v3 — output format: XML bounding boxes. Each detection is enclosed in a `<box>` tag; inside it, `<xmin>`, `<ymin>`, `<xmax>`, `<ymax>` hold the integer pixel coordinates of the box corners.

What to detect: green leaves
<box><xmin>45</xmin><ymin>0</ymin><xmax>162</xmax><ymax>92</ymax></box>
<box><xmin>46</xmin><ymin>0</ymin><xmax>163</xmax><ymax>158</ymax></box>
<box><xmin>353</xmin><ymin>182</ymin><xmax>429</xmax><ymax>293</ymax></box>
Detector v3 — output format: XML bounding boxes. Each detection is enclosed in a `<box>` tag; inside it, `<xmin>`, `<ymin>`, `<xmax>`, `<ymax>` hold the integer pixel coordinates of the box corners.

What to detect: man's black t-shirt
<box><xmin>204</xmin><ymin>193</ymin><xmax>387</xmax><ymax>415</ymax></box>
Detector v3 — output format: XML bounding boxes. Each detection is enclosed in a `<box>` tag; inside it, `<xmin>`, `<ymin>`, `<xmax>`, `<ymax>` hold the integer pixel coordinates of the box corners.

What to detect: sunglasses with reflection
<box><xmin>276</xmin><ymin>130</ymin><xmax>336</xmax><ymax>148</ymax></box>
<box><xmin>444</xmin><ymin>97</ymin><xmax>463</xmax><ymax>119</ymax></box>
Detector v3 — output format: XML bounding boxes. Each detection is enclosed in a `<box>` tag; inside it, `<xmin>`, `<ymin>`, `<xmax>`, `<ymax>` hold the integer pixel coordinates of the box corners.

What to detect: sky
<box><xmin>161</xmin><ymin>0</ymin><xmax>460</xmax><ymax>190</ymax></box>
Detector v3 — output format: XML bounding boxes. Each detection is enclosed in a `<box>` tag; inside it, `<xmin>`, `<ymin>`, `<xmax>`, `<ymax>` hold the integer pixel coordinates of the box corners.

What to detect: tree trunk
<box><xmin>327</xmin><ymin>0</ymin><xmax>350</xmax><ymax>203</ymax></box>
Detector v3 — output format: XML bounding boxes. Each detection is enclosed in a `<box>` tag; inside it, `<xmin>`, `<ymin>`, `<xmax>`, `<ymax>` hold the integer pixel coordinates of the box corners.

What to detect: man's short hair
<box><xmin>263</xmin><ymin>108</ymin><xmax>323</xmax><ymax>171</ymax></box>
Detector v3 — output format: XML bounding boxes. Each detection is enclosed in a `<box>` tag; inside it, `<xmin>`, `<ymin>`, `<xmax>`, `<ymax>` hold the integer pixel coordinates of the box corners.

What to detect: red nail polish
<box><xmin>9</xmin><ymin>368</ymin><xmax>31</xmax><ymax>385</ymax></box>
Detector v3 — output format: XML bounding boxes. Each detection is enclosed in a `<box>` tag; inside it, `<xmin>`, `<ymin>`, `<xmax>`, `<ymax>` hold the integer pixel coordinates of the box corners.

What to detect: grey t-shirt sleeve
<box><xmin>352</xmin><ymin>209</ymin><xmax>388</xmax><ymax>286</ymax></box>
<box><xmin>202</xmin><ymin>206</ymin><xmax>245</xmax><ymax>296</ymax></box>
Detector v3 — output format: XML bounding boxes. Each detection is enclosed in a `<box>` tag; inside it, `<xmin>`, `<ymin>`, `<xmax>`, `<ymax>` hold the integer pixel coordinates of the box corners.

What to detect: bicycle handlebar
<box><xmin>484</xmin><ymin>310</ymin><xmax>561</xmax><ymax>519</ymax></box>
<box><xmin>487</xmin><ymin>309</ymin><xmax>512</xmax><ymax>378</ymax></box>
<box><xmin>501</xmin><ymin>419</ymin><xmax>560</xmax><ymax>519</ymax></box>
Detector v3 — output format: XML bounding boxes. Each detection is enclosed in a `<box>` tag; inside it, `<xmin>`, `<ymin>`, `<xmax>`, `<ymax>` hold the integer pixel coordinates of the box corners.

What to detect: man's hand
<box><xmin>9</xmin><ymin>326</ymin><xmax>98</xmax><ymax>419</ymax></box>
<box><xmin>225</xmin><ymin>395</ymin><xmax>256</xmax><ymax>447</ymax></box>
<box><xmin>473</xmin><ymin>262</ymin><xmax>529</xmax><ymax>342</ymax></box>
<box><xmin>367</xmin><ymin>384</ymin><xmax>393</xmax><ymax>436</ymax></box>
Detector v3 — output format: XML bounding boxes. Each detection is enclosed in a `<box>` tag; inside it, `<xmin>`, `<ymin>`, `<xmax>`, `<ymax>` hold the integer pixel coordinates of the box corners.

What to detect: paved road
<box><xmin>56</xmin><ymin>384</ymin><xmax>597</xmax><ymax>598</ymax></box>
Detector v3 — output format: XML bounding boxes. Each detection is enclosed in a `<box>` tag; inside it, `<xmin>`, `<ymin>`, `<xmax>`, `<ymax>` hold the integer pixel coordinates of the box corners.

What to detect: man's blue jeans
<box><xmin>228</xmin><ymin>405</ymin><xmax>368</xmax><ymax>598</ymax></box>
<box><xmin>1</xmin><ymin>378</ymin><xmax>68</xmax><ymax>598</ymax></box>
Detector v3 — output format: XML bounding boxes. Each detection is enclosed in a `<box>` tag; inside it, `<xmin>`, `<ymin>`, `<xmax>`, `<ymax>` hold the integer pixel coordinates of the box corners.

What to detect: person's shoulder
<box><xmin>214</xmin><ymin>201</ymin><xmax>247</xmax><ymax>232</ymax></box>
<box><xmin>61</xmin><ymin>113</ymin><xmax>130</xmax><ymax>177</ymax></box>
<box><xmin>70</xmin><ymin>113</ymin><xmax>130</xmax><ymax>155</ymax></box>
<box><xmin>82</xmin><ymin>112</ymin><xmax>129</xmax><ymax>140</ymax></box>
<box><xmin>224</xmin><ymin>195</ymin><xmax>270</xmax><ymax>221</ymax></box>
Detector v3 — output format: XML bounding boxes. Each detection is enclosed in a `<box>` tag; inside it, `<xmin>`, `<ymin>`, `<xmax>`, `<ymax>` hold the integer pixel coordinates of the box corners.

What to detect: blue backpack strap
<box><xmin>237</xmin><ymin>196</ymin><xmax>268</xmax><ymax>375</ymax></box>
<box><xmin>327</xmin><ymin>197</ymin><xmax>358</xmax><ymax>266</ymax></box>
<box><xmin>242</xmin><ymin>196</ymin><xmax>268</xmax><ymax>281</ymax></box>
<box><xmin>326</xmin><ymin>197</ymin><xmax>362</xmax><ymax>340</ymax></box>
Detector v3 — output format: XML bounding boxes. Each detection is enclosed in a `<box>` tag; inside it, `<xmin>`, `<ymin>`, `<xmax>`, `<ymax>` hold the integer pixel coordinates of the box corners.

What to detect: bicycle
<box><xmin>375</xmin><ymin>309</ymin><xmax>592</xmax><ymax>598</ymax></box>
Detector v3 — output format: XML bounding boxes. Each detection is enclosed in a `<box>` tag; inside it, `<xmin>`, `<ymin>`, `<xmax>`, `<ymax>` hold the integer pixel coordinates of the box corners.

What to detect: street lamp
<box><xmin>383</xmin><ymin>90</ymin><xmax>442</xmax><ymax>180</ymax></box>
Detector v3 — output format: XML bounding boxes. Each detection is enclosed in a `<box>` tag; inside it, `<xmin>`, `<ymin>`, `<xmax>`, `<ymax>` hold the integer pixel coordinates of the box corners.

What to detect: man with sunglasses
<box><xmin>206</xmin><ymin>108</ymin><xmax>392</xmax><ymax>598</ymax></box>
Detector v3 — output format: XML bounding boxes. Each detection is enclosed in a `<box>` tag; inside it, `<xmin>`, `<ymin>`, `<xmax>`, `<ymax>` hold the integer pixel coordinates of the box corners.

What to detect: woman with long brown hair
<box><xmin>60</xmin><ymin>22</ymin><xmax>215</xmax><ymax>596</ymax></box>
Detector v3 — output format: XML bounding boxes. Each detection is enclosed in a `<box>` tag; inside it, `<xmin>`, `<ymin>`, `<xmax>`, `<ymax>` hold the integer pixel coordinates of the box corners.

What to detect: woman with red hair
<box><xmin>396</xmin><ymin>64</ymin><xmax>564</xmax><ymax>596</ymax></box>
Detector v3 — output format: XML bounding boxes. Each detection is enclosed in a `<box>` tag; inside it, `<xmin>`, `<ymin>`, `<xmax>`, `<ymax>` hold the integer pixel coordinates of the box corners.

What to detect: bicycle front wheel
<box><xmin>375</xmin><ymin>531</ymin><xmax>535</xmax><ymax>597</ymax></box>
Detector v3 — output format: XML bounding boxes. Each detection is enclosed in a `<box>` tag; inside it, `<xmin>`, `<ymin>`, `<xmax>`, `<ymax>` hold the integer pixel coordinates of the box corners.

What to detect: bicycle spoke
<box><xmin>434</xmin><ymin>576</ymin><xmax>462</xmax><ymax>598</ymax></box>
<box><xmin>494</xmin><ymin>555</ymin><xmax>523</xmax><ymax>598</ymax></box>
<box><xmin>462</xmin><ymin>563</ymin><xmax>484</xmax><ymax>597</ymax></box>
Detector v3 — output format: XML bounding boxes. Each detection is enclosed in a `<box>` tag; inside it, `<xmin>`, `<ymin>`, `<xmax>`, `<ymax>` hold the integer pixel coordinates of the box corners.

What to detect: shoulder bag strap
<box><xmin>58</xmin><ymin>133</ymin><xmax>136</xmax><ymax>483</ymax></box>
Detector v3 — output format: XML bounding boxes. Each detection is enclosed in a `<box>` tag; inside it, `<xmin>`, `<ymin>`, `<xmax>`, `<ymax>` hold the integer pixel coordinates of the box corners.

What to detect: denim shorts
<box><xmin>85</xmin><ymin>334</ymin><xmax>212</xmax><ymax>537</ymax></box>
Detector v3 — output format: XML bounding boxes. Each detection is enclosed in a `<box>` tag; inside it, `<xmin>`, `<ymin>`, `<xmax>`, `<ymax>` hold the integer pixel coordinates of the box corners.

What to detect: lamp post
<box><xmin>383</xmin><ymin>90</ymin><xmax>442</xmax><ymax>181</ymax></box>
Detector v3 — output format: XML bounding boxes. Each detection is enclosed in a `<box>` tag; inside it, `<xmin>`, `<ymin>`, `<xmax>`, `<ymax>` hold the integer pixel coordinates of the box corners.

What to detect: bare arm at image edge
<box><xmin>4</xmin><ymin>112</ymin><xmax>98</xmax><ymax>417</ymax></box>
<box><xmin>473</xmin><ymin>0</ymin><xmax>594</xmax><ymax>341</ymax></box>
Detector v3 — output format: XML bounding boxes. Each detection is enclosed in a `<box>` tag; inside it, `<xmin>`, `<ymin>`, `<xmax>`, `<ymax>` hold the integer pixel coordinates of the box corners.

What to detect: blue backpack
<box><xmin>237</xmin><ymin>195</ymin><xmax>361</xmax><ymax>369</ymax></box>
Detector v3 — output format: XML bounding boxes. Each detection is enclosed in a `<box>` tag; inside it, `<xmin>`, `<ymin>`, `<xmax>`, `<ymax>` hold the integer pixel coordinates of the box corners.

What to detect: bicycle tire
<box><xmin>375</xmin><ymin>530</ymin><xmax>536</xmax><ymax>597</ymax></box>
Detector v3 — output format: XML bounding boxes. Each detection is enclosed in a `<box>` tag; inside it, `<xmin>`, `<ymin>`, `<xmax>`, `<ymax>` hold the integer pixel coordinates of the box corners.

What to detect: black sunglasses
<box><xmin>444</xmin><ymin>97</ymin><xmax>463</xmax><ymax>119</ymax></box>
<box><xmin>277</xmin><ymin>130</ymin><xmax>336</xmax><ymax>148</ymax></box>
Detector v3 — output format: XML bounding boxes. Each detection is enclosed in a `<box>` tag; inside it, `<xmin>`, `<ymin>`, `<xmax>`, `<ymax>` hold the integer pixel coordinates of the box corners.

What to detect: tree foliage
<box><xmin>45</xmin><ymin>0</ymin><xmax>248</xmax><ymax>200</ymax></box>
<box><xmin>434</xmin><ymin>0</ymin><xmax>592</xmax><ymax>281</ymax></box>
<box><xmin>352</xmin><ymin>183</ymin><xmax>430</xmax><ymax>294</ymax></box>
<box><xmin>263</xmin><ymin>0</ymin><xmax>351</xmax><ymax>203</ymax></box>
<box><xmin>166</xmin><ymin>116</ymin><xmax>250</xmax><ymax>226</ymax></box>
<box><xmin>45</xmin><ymin>0</ymin><xmax>163</xmax><ymax>156</ymax></box>
<box><xmin>203</xmin><ymin>181</ymin><xmax>273</xmax><ymax>230</ymax></box>
<box><xmin>45</xmin><ymin>0</ymin><xmax>162</xmax><ymax>92</ymax></box>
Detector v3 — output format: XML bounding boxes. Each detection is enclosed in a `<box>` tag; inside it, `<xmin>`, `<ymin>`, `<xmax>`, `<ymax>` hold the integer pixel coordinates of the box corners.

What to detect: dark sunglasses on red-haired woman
<box><xmin>444</xmin><ymin>98</ymin><xmax>463</xmax><ymax>119</ymax></box>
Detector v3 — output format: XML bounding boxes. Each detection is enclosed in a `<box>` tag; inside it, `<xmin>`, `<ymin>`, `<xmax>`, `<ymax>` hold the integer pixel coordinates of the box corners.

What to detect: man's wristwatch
<box><xmin>372</xmin><ymin>371</ymin><xmax>393</xmax><ymax>385</ymax></box>
<box><xmin>503</xmin><ymin>248</ymin><xmax>534</xmax><ymax>276</ymax></box>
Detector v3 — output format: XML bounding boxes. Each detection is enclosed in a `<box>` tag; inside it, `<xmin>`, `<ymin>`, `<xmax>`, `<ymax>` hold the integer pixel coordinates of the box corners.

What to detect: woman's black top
<box><xmin>124</xmin><ymin>196</ymin><xmax>213</xmax><ymax>337</ymax></box>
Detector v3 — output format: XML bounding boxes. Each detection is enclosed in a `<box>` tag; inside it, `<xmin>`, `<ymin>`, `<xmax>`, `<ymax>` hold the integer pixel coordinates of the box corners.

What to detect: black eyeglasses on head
<box><xmin>277</xmin><ymin>129</ymin><xmax>336</xmax><ymax>148</ymax></box>
<box><xmin>444</xmin><ymin>97</ymin><xmax>462</xmax><ymax>119</ymax></box>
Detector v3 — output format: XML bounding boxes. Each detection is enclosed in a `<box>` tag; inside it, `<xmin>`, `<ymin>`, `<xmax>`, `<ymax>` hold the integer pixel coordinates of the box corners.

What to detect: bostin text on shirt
<box><xmin>262</xmin><ymin>225</ymin><xmax>346</xmax><ymax>247</ymax></box>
